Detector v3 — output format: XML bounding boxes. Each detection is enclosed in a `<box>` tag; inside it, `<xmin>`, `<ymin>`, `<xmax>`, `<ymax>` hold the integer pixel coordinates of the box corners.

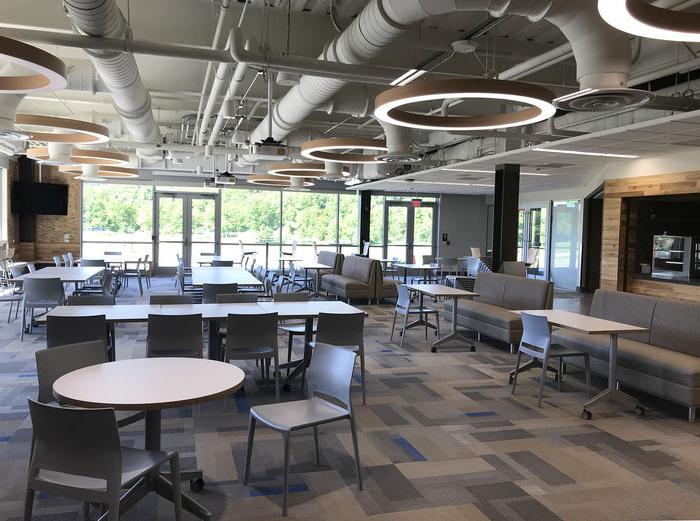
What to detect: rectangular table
<box><xmin>395</xmin><ymin>263</ymin><xmax>439</xmax><ymax>284</ymax></box>
<box><xmin>196</xmin><ymin>255</ymin><xmax>238</xmax><ymax>266</ymax></box>
<box><xmin>297</xmin><ymin>263</ymin><xmax>332</xmax><ymax>296</ymax></box>
<box><xmin>190</xmin><ymin>267</ymin><xmax>262</xmax><ymax>287</ymax></box>
<box><xmin>12</xmin><ymin>266</ymin><xmax>105</xmax><ymax>283</ymax></box>
<box><xmin>406</xmin><ymin>284</ymin><xmax>479</xmax><ymax>352</ymax></box>
<box><xmin>514</xmin><ymin>309</ymin><xmax>647</xmax><ymax>419</ymax></box>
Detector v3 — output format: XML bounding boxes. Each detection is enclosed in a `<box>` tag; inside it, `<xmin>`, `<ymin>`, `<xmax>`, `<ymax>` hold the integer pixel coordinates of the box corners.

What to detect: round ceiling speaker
<box><xmin>247</xmin><ymin>174</ymin><xmax>292</xmax><ymax>187</ymax></box>
<box><xmin>598</xmin><ymin>0</ymin><xmax>700</xmax><ymax>42</ymax></box>
<box><xmin>0</xmin><ymin>35</ymin><xmax>67</xmax><ymax>93</ymax></box>
<box><xmin>553</xmin><ymin>88</ymin><xmax>655</xmax><ymax>112</ymax></box>
<box><xmin>15</xmin><ymin>114</ymin><xmax>110</xmax><ymax>144</ymax></box>
<box><xmin>374</xmin><ymin>79</ymin><xmax>557</xmax><ymax>131</ymax></box>
<box><xmin>267</xmin><ymin>162</ymin><xmax>327</xmax><ymax>178</ymax></box>
<box><xmin>301</xmin><ymin>137</ymin><xmax>388</xmax><ymax>164</ymax></box>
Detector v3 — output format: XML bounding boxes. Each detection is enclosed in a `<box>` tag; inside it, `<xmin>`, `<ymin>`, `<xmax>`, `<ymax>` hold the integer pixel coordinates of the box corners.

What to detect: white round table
<box><xmin>53</xmin><ymin>357</ymin><xmax>245</xmax><ymax>520</ymax></box>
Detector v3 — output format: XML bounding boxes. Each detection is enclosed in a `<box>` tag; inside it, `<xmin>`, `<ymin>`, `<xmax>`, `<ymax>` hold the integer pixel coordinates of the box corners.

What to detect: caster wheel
<box><xmin>634</xmin><ymin>405</ymin><xmax>645</xmax><ymax>416</ymax></box>
<box><xmin>190</xmin><ymin>477</ymin><xmax>205</xmax><ymax>493</ymax></box>
<box><xmin>580</xmin><ymin>409</ymin><xmax>592</xmax><ymax>420</ymax></box>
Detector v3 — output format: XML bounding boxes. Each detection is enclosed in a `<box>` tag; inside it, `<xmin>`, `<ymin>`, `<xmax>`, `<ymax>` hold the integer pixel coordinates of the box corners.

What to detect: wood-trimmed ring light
<box><xmin>28</xmin><ymin>147</ymin><xmax>130</xmax><ymax>166</ymax></box>
<box><xmin>374</xmin><ymin>79</ymin><xmax>556</xmax><ymax>131</ymax></box>
<box><xmin>59</xmin><ymin>165</ymin><xmax>139</xmax><ymax>178</ymax></box>
<box><xmin>598</xmin><ymin>0</ymin><xmax>700</xmax><ymax>42</ymax></box>
<box><xmin>267</xmin><ymin>162</ymin><xmax>327</xmax><ymax>178</ymax></box>
<box><xmin>0</xmin><ymin>35</ymin><xmax>67</xmax><ymax>93</ymax></box>
<box><xmin>15</xmin><ymin>114</ymin><xmax>110</xmax><ymax>144</ymax></box>
<box><xmin>247</xmin><ymin>174</ymin><xmax>292</xmax><ymax>187</ymax></box>
<box><xmin>300</xmin><ymin>137</ymin><xmax>388</xmax><ymax>164</ymax></box>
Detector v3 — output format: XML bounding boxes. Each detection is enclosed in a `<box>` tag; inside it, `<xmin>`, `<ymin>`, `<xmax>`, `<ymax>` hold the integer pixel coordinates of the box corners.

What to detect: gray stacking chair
<box><xmin>390</xmin><ymin>284</ymin><xmax>440</xmax><ymax>349</ymax></box>
<box><xmin>20</xmin><ymin>278</ymin><xmax>65</xmax><ymax>341</ymax></box>
<box><xmin>511</xmin><ymin>312</ymin><xmax>592</xmax><ymax>407</ymax></box>
<box><xmin>149</xmin><ymin>294</ymin><xmax>194</xmax><ymax>305</ymax></box>
<box><xmin>212</xmin><ymin>259</ymin><xmax>234</xmax><ymax>267</ymax></box>
<box><xmin>46</xmin><ymin>314</ymin><xmax>111</xmax><ymax>359</ymax></box>
<box><xmin>501</xmin><ymin>261</ymin><xmax>527</xmax><ymax>277</ymax></box>
<box><xmin>217</xmin><ymin>293</ymin><xmax>258</xmax><ymax>303</ymax></box>
<box><xmin>52</xmin><ymin>255</ymin><xmax>62</xmax><ymax>267</ymax></box>
<box><xmin>202</xmin><ymin>282</ymin><xmax>237</xmax><ymax>304</ymax></box>
<box><xmin>311</xmin><ymin>312</ymin><xmax>366</xmax><ymax>405</ymax></box>
<box><xmin>35</xmin><ymin>340</ymin><xmax>143</xmax><ymax>428</ymax></box>
<box><xmin>243</xmin><ymin>344</ymin><xmax>362</xmax><ymax>517</ymax></box>
<box><xmin>147</xmin><ymin>313</ymin><xmax>203</xmax><ymax>358</ymax></box>
<box><xmin>274</xmin><ymin>291</ymin><xmax>316</xmax><ymax>371</ymax></box>
<box><xmin>74</xmin><ymin>269</ymin><xmax>113</xmax><ymax>296</ymax></box>
<box><xmin>24</xmin><ymin>399</ymin><xmax>181</xmax><ymax>521</ymax></box>
<box><xmin>67</xmin><ymin>294</ymin><xmax>115</xmax><ymax>306</ymax></box>
<box><xmin>224</xmin><ymin>313</ymin><xmax>280</xmax><ymax>401</ymax></box>
<box><xmin>122</xmin><ymin>257</ymin><xmax>144</xmax><ymax>295</ymax></box>
<box><xmin>27</xmin><ymin>262</ymin><xmax>36</xmax><ymax>273</ymax></box>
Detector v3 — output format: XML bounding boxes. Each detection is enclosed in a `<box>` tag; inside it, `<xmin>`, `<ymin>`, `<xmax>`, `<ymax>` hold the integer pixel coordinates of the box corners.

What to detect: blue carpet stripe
<box><xmin>465</xmin><ymin>411</ymin><xmax>497</xmax><ymax>417</ymax></box>
<box><xmin>393</xmin><ymin>435</ymin><xmax>426</xmax><ymax>461</ymax></box>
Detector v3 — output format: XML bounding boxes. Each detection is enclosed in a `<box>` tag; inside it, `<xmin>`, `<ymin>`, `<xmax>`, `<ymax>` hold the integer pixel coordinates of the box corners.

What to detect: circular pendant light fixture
<box><xmin>301</xmin><ymin>137</ymin><xmax>388</xmax><ymax>164</ymax></box>
<box><xmin>247</xmin><ymin>174</ymin><xmax>292</xmax><ymax>187</ymax></box>
<box><xmin>267</xmin><ymin>162</ymin><xmax>327</xmax><ymax>178</ymax></box>
<box><xmin>0</xmin><ymin>35</ymin><xmax>67</xmax><ymax>93</ymax></box>
<box><xmin>598</xmin><ymin>0</ymin><xmax>700</xmax><ymax>42</ymax></box>
<box><xmin>59</xmin><ymin>165</ymin><xmax>139</xmax><ymax>179</ymax></box>
<box><xmin>15</xmin><ymin>114</ymin><xmax>110</xmax><ymax>144</ymax></box>
<box><xmin>27</xmin><ymin>147</ymin><xmax>130</xmax><ymax>166</ymax></box>
<box><xmin>374</xmin><ymin>79</ymin><xmax>556</xmax><ymax>131</ymax></box>
<box><xmin>62</xmin><ymin>165</ymin><xmax>106</xmax><ymax>182</ymax></box>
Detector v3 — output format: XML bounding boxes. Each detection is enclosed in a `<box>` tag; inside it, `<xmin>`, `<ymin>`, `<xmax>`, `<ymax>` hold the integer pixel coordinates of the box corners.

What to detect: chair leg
<box><xmin>511</xmin><ymin>351</ymin><xmax>522</xmax><ymax>395</ymax></box>
<box><xmin>537</xmin><ymin>355</ymin><xmax>549</xmax><ymax>407</ymax></box>
<box><xmin>557</xmin><ymin>357</ymin><xmax>563</xmax><ymax>392</ymax></box>
<box><xmin>389</xmin><ymin>311</ymin><xmax>397</xmax><ymax>342</ymax></box>
<box><xmin>107</xmin><ymin>500</ymin><xmax>120</xmax><ymax>521</ymax></box>
<box><xmin>83</xmin><ymin>501</ymin><xmax>90</xmax><ymax>521</ymax></box>
<box><xmin>286</xmin><ymin>333</ymin><xmax>294</xmax><ymax>376</ymax></box>
<box><xmin>7</xmin><ymin>301</ymin><xmax>12</xmax><ymax>324</ymax></box>
<box><xmin>282</xmin><ymin>433</ymin><xmax>291</xmax><ymax>517</ymax></box>
<box><xmin>400</xmin><ymin>313</ymin><xmax>409</xmax><ymax>349</ymax></box>
<box><xmin>584</xmin><ymin>355</ymin><xmax>591</xmax><ymax>399</ymax></box>
<box><xmin>23</xmin><ymin>488</ymin><xmax>34</xmax><ymax>521</ymax></box>
<box><xmin>274</xmin><ymin>353</ymin><xmax>280</xmax><ymax>402</ymax></box>
<box><xmin>137</xmin><ymin>274</ymin><xmax>143</xmax><ymax>296</ymax></box>
<box><xmin>434</xmin><ymin>311</ymin><xmax>440</xmax><ymax>337</ymax></box>
<box><xmin>243</xmin><ymin>416</ymin><xmax>256</xmax><ymax>485</ymax></box>
<box><xmin>170</xmin><ymin>454</ymin><xmax>183</xmax><ymax>521</ymax></box>
<box><xmin>359</xmin><ymin>350</ymin><xmax>366</xmax><ymax>405</ymax></box>
<box><xmin>313</xmin><ymin>426</ymin><xmax>320</xmax><ymax>465</ymax></box>
<box><xmin>20</xmin><ymin>305</ymin><xmax>25</xmax><ymax>341</ymax></box>
<box><xmin>348</xmin><ymin>415</ymin><xmax>363</xmax><ymax>490</ymax></box>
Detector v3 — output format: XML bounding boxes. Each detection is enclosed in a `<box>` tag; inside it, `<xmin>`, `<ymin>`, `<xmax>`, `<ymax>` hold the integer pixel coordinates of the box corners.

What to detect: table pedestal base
<box><xmin>432</xmin><ymin>296</ymin><xmax>474</xmax><ymax>353</ymax></box>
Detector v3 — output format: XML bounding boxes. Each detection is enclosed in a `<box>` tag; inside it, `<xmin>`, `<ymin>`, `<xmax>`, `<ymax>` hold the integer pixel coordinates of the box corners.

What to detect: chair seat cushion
<box><xmin>551</xmin><ymin>329</ymin><xmax>700</xmax><ymax>388</ymax></box>
<box><xmin>456</xmin><ymin>300</ymin><xmax>521</xmax><ymax>329</ymax></box>
<box><xmin>278</xmin><ymin>322</ymin><xmax>315</xmax><ymax>334</ymax></box>
<box><xmin>225</xmin><ymin>345</ymin><xmax>275</xmax><ymax>359</ymax></box>
<box><xmin>251</xmin><ymin>396</ymin><xmax>348</xmax><ymax>431</ymax></box>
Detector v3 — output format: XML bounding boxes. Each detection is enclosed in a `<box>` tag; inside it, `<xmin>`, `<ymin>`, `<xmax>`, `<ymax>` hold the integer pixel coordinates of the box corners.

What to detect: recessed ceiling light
<box><xmin>374</xmin><ymin>79</ymin><xmax>557</xmax><ymax>131</ymax></box>
<box><xmin>0</xmin><ymin>35</ymin><xmax>67</xmax><ymax>93</ymax></box>
<box><xmin>301</xmin><ymin>137</ymin><xmax>388</xmax><ymax>164</ymax></box>
<box><xmin>15</xmin><ymin>114</ymin><xmax>110</xmax><ymax>144</ymax></box>
<box><xmin>598</xmin><ymin>0</ymin><xmax>700</xmax><ymax>42</ymax></box>
<box><xmin>531</xmin><ymin>147</ymin><xmax>639</xmax><ymax>159</ymax></box>
<box><xmin>442</xmin><ymin>167</ymin><xmax>549</xmax><ymax>176</ymax></box>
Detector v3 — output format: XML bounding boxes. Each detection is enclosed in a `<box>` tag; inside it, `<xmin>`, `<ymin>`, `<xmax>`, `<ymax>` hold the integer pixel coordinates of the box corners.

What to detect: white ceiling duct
<box><xmin>376</xmin><ymin>121</ymin><xmax>419</xmax><ymax>163</ymax></box>
<box><xmin>249</xmin><ymin>0</ymin><xmax>632</xmax><ymax>144</ymax></box>
<box><xmin>46</xmin><ymin>142</ymin><xmax>73</xmax><ymax>165</ymax></box>
<box><xmin>63</xmin><ymin>0</ymin><xmax>161</xmax><ymax>154</ymax></box>
<box><xmin>0</xmin><ymin>93</ymin><xmax>27</xmax><ymax>140</ymax></box>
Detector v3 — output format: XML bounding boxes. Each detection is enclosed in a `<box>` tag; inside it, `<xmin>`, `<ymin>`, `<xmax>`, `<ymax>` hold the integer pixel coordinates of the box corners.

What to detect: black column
<box><xmin>358</xmin><ymin>191</ymin><xmax>371</xmax><ymax>254</ymax></box>
<box><xmin>492</xmin><ymin>164</ymin><xmax>520</xmax><ymax>272</ymax></box>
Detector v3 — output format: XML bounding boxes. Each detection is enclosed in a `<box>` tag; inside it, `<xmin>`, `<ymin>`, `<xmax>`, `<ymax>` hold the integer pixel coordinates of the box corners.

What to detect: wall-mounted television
<box><xmin>11</xmin><ymin>182</ymin><xmax>69</xmax><ymax>215</ymax></box>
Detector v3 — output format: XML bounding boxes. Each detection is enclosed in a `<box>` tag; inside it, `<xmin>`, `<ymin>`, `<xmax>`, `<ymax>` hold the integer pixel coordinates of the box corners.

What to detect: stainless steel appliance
<box><xmin>652</xmin><ymin>235</ymin><xmax>692</xmax><ymax>280</ymax></box>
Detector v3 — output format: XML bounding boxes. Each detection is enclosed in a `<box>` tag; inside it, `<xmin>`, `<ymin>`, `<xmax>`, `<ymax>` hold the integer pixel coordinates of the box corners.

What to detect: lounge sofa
<box><xmin>322</xmin><ymin>255</ymin><xmax>379</xmax><ymax>303</ymax></box>
<box><xmin>316</xmin><ymin>251</ymin><xmax>343</xmax><ymax>289</ymax></box>
<box><xmin>444</xmin><ymin>272</ymin><xmax>554</xmax><ymax>352</ymax></box>
<box><xmin>551</xmin><ymin>289</ymin><xmax>700</xmax><ymax>422</ymax></box>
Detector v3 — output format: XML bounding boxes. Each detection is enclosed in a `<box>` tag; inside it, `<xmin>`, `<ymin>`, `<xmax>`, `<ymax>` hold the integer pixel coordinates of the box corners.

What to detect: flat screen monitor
<box><xmin>11</xmin><ymin>182</ymin><xmax>69</xmax><ymax>215</ymax></box>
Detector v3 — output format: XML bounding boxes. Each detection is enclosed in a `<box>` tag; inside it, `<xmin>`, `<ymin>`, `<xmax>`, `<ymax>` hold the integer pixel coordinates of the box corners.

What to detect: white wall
<box><xmin>437</xmin><ymin>194</ymin><xmax>488</xmax><ymax>258</ymax></box>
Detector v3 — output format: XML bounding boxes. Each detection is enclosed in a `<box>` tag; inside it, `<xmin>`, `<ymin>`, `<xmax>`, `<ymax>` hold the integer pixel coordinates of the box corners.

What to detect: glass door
<box><xmin>154</xmin><ymin>192</ymin><xmax>220</xmax><ymax>271</ymax></box>
<box><xmin>384</xmin><ymin>201</ymin><xmax>438</xmax><ymax>263</ymax></box>
<box><xmin>517</xmin><ymin>203</ymin><xmax>550</xmax><ymax>279</ymax></box>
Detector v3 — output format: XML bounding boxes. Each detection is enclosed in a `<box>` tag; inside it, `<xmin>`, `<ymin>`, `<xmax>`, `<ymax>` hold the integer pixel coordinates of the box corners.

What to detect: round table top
<box><xmin>53</xmin><ymin>358</ymin><xmax>245</xmax><ymax>411</ymax></box>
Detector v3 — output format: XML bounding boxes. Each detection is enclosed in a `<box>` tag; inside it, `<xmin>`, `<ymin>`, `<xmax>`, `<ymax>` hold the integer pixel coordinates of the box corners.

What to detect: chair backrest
<box><xmin>79</xmin><ymin>259</ymin><xmax>105</xmax><ymax>267</ymax></box>
<box><xmin>27</xmin><ymin>262</ymin><xmax>36</xmax><ymax>273</ymax></box>
<box><xmin>225</xmin><ymin>313</ymin><xmax>278</xmax><ymax>355</ymax></box>
<box><xmin>470</xmin><ymin>247</ymin><xmax>482</xmax><ymax>258</ymax></box>
<box><xmin>248</xmin><ymin>255</ymin><xmax>256</xmax><ymax>273</ymax></box>
<box><xmin>10</xmin><ymin>265</ymin><xmax>23</xmax><ymax>278</ymax></box>
<box><xmin>217</xmin><ymin>293</ymin><xmax>258</xmax><ymax>303</ymax></box>
<box><xmin>203</xmin><ymin>283</ymin><xmax>238</xmax><ymax>303</ymax></box>
<box><xmin>35</xmin><ymin>340</ymin><xmax>107</xmax><ymax>403</ymax></box>
<box><xmin>273</xmin><ymin>291</ymin><xmax>310</xmax><ymax>302</ymax></box>
<box><xmin>62</xmin><ymin>253</ymin><xmax>71</xmax><ymax>267</ymax></box>
<box><xmin>212</xmin><ymin>260</ymin><xmax>233</xmax><ymax>267</ymax></box>
<box><xmin>147</xmin><ymin>313</ymin><xmax>203</xmax><ymax>358</ymax></box>
<box><xmin>67</xmin><ymin>252</ymin><xmax>75</xmax><ymax>266</ymax></box>
<box><xmin>67</xmin><ymin>294</ymin><xmax>116</xmax><ymax>306</ymax></box>
<box><xmin>526</xmin><ymin>248</ymin><xmax>539</xmax><ymax>265</ymax></box>
<box><xmin>395</xmin><ymin>284</ymin><xmax>411</xmax><ymax>311</ymax></box>
<box><xmin>500</xmin><ymin>261</ymin><xmax>527</xmax><ymax>277</ymax></box>
<box><xmin>421</xmin><ymin>255</ymin><xmax>433</xmax><ymax>264</ymax></box>
<box><xmin>466</xmin><ymin>256</ymin><xmax>481</xmax><ymax>277</ymax></box>
<box><xmin>47</xmin><ymin>315</ymin><xmax>108</xmax><ymax>350</ymax></box>
<box><xmin>362</xmin><ymin>242</ymin><xmax>370</xmax><ymax>256</ymax></box>
<box><xmin>22</xmin><ymin>277</ymin><xmax>65</xmax><ymax>306</ymax></box>
<box><xmin>52</xmin><ymin>255</ymin><xmax>62</xmax><ymax>267</ymax></box>
<box><xmin>307</xmin><ymin>343</ymin><xmax>357</xmax><ymax>412</ymax></box>
<box><xmin>315</xmin><ymin>312</ymin><xmax>364</xmax><ymax>349</ymax></box>
<box><xmin>150</xmin><ymin>294</ymin><xmax>194</xmax><ymax>304</ymax></box>
<box><xmin>519</xmin><ymin>312</ymin><xmax>552</xmax><ymax>358</ymax></box>
<box><xmin>100</xmin><ymin>270</ymin><xmax>114</xmax><ymax>295</ymax></box>
<box><xmin>27</xmin><ymin>399</ymin><xmax>121</xmax><ymax>486</ymax></box>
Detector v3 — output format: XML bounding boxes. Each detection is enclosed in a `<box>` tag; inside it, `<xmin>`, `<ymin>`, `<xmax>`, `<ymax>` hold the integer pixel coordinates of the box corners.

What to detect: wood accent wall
<box><xmin>601</xmin><ymin>170</ymin><xmax>700</xmax><ymax>301</ymax></box>
<box><xmin>5</xmin><ymin>158</ymin><xmax>81</xmax><ymax>262</ymax></box>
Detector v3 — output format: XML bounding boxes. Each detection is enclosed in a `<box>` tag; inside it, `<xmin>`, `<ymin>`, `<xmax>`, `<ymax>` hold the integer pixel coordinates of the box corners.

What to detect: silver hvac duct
<box><xmin>63</xmin><ymin>0</ymin><xmax>161</xmax><ymax>152</ymax></box>
<box><xmin>249</xmin><ymin>0</ymin><xmax>631</xmax><ymax>144</ymax></box>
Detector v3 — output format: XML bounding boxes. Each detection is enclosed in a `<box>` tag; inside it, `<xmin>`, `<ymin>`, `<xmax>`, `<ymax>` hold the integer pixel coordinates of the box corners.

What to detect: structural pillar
<box><xmin>492</xmin><ymin>164</ymin><xmax>520</xmax><ymax>272</ymax></box>
<box><xmin>358</xmin><ymin>190</ymin><xmax>371</xmax><ymax>255</ymax></box>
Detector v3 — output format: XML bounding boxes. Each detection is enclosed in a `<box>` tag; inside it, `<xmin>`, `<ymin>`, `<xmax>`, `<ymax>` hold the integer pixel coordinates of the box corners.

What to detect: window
<box><xmin>81</xmin><ymin>183</ymin><xmax>153</xmax><ymax>259</ymax></box>
<box><xmin>338</xmin><ymin>193</ymin><xmax>359</xmax><ymax>250</ymax></box>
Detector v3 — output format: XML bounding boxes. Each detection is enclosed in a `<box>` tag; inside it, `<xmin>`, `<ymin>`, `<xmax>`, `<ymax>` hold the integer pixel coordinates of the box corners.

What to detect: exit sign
<box><xmin>411</xmin><ymin>198</ymin><xmax>422</xmax><ymax>207</ymax></box>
